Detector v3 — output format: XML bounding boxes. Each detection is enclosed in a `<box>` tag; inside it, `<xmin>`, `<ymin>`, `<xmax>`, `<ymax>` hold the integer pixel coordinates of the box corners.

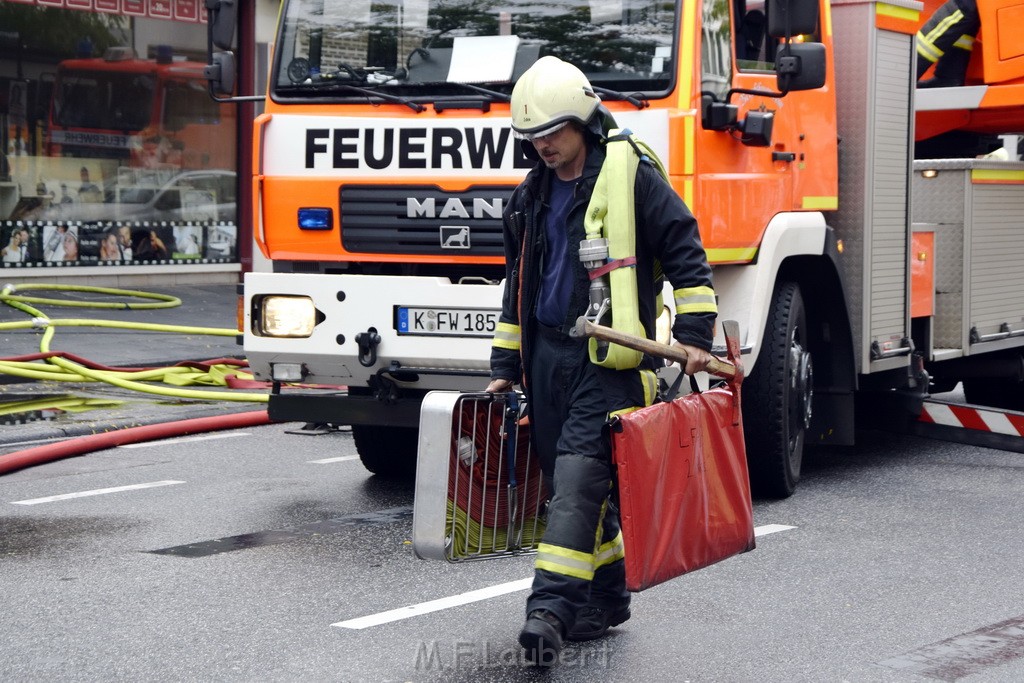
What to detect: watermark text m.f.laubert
<box><xmin>414</xmin><ymin>639</ymin><xmax>614</xmax><ymax>670</ymax></box>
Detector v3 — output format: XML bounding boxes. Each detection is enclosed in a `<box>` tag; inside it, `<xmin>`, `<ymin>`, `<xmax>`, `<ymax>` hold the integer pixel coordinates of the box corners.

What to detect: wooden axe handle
<box><xmin>571</xmin><ymin>317</ymin><xmax>737</xmax><ymax>379</ymax></box>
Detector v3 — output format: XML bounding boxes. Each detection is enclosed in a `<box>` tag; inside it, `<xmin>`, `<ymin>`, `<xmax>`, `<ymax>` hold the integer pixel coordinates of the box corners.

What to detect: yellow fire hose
<box><xmin>0</xmin><ymin>283</ymin><xmax>269</xmax><ymax>403</ymax></box>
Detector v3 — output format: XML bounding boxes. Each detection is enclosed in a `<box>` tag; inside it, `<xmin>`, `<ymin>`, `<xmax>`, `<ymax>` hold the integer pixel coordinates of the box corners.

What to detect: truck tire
<box><xmin>962</xmin><ymin>377</ymin><xmax>1024</xmax><ymax>412</ymax></box>
<box><xmin>352</xmin><ymin>425</ymin><xmax>418</xmax><ymax>480</ymax></box>
<box><xmin>743</xmin><ymin>281</ymin><xmax>813</xmax><ymax>498</ymax></box>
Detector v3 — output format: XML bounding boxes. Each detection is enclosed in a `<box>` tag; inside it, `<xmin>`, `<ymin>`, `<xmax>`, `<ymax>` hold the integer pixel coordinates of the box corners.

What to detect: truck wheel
<box><xmin>962</xmin><ymin>377</ymin><xmax>1024</xmax><ymax>412</ymax></box>
<box><xmin>352</xmin><ymin>425</ymin><xmax>418</xmax><ymax>480</ymax></box>
<box><xmin>743</xmin><ymin>281</ymin><xmax>813</xmax><ymax>498</ymax></box>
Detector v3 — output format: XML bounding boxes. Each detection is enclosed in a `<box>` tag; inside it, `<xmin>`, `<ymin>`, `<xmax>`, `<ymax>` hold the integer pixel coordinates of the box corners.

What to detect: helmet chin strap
<box><xmin>589</xmin><ymin>105</ymin><xmax>618</xmax><ymax>138</ymax></box>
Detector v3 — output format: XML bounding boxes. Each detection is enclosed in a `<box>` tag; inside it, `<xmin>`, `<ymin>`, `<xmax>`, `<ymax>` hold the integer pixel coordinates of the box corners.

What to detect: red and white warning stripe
<box><xmin>919</xmin><ymin>401</ymin><xmax>1024</xmax><ymax>437</ymax></box>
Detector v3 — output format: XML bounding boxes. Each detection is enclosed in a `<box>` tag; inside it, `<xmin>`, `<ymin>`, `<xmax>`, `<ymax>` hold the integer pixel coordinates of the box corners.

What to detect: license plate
<box><xmin>397</xmin><ymin>307</ymin><xmax>498</xmax><ymax>337</ymax></box>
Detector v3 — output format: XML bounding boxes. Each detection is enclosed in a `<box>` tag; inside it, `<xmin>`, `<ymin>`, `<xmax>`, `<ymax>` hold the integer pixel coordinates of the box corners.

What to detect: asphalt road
<box><xmin>1</xmin><ymin>423</ymin><xmax>1022</xmax><ymax>682</ymax></box>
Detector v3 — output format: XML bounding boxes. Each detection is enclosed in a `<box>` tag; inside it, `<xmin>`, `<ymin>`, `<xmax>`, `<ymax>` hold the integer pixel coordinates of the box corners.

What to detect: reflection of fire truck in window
<box><xmin>45</xmin><ymin>47</ymin><xmax>235</xmax><ymax>171</ymax></box>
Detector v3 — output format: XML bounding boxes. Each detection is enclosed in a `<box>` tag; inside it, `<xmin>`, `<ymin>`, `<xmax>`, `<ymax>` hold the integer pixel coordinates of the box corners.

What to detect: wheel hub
<box><xmin>790</xmin><ymin>343</ymin><xmax>813</xmax><ymax>430</ymax></box>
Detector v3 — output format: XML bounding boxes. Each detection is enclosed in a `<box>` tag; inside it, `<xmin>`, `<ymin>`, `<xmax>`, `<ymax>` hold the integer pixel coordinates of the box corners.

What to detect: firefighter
<box><xmin>486</xmin><ymin>56</ymin><xmax>717</xmax><ymax>665</ymax></box>
<box><xmin>916</xmin><ymin>0</ymin><xmax>980</xmax><ymax>88</ymax></box>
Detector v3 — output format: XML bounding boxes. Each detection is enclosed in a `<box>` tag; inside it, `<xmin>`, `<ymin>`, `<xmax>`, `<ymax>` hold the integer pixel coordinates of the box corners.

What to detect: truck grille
<box><xmin>340</xmin><ymin>185</ymin><xmax>510</xmax><ymax>256</ymax></box>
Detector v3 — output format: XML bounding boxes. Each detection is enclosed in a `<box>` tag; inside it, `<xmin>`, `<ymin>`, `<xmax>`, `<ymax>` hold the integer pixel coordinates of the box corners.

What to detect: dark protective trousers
<box><xmin>916</xmin><ymin>0</ymin><xmax>981</xmax><ymax>81</ymax></box>
<box><xmin>524</xmin><ymin>323</ymin><xmax>652</xmax><ymax>630</ymax></box>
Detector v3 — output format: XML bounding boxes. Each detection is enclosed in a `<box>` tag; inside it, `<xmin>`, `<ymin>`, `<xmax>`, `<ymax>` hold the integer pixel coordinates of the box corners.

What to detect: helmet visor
<box><xmin>512</xmin><ymin>120</ymin><xmax>570</xmax><ymax>141</ymax></box>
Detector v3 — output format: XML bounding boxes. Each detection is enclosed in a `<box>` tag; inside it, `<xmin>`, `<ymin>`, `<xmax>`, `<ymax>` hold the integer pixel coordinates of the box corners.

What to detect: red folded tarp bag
<box><xmin>611</xmin><ymin>369</ymin><xmax>754</xmax><ymax>592</ymax></box>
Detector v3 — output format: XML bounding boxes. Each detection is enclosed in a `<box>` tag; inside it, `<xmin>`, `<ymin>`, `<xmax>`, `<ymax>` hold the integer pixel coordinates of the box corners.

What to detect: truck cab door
<box><xmin>693</xmin><ymin>0</ymin><xmax>796</xmax><ymax>263</ymax></box>
<box><xmin>694</xmin><ymin>0</ymin><xmax>836</xmax><ymax>264</ymax></box>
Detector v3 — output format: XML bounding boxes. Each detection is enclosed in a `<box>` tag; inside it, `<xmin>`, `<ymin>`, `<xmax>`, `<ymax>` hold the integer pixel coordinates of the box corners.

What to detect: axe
<box><xmin>569</xmin><ymin>316</ymin><xmax>742</xmax><ymax>381</ymax></box>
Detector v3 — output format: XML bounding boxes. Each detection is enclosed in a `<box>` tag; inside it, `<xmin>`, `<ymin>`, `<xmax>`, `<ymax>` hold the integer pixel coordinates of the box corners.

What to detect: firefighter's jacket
<box><xmin>490</xmin><ymin>138</ymin><xmax>717</xmax><ymax>386</ymax></box>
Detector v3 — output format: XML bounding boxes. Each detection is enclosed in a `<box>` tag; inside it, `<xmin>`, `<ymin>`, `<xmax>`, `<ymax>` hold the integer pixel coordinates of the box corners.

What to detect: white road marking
<box><xmin>333</xmin><ymin>578</ymin><xmax>534</xmax><ymax>630</ymax></box>
<box><xmin>10</xmin><ymin>480</ymin><xmax>185</xmax><ymax>505</ymax></box>
<box><xmin>308</xmin><ymin>455</ymin><xmax>360</xmax><ymax>464</ymax></box>
<box><xmin>333</xmin><ymin>523</ymin><xmax>797</xmax><ymax>630</ymax></box>
<box><xmin>118</xmin><ymin>433</ymin><xmax>250</xmax><ymax>449</ymax></box>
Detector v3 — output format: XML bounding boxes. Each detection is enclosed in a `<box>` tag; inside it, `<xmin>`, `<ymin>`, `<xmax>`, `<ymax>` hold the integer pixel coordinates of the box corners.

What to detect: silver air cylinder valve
<box><xmin>579</xmin><ymin>237</ymin><xmax>610</xmax><ymax>322</ymax></box>
<box><xmin>579</xmin><ymin>237</ymin><xmax>611</xmax><ymax>359</ymax></box>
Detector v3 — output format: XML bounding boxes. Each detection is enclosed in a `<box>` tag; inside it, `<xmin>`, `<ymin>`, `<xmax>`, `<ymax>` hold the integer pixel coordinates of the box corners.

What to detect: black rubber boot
<box><xmin>519</xmin><ymin>609</ymin><xmax>565</xmax><ymax>667</ymax></box>
<box><xmin>919</xmin><ymin>47</ymin><xmax>971</xmax><ymax>88</ymax></box>
<box><xmin>567</xmin><ymin>604</ymin><xmax>631</xmax><ymax>641</ymax></box>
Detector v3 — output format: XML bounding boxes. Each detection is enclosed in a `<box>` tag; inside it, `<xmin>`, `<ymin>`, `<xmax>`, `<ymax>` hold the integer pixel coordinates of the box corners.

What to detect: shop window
<box><xmin>1</xmin><ymin>3</ymin><xmax>239</xmax><ymax>268</ymax></box>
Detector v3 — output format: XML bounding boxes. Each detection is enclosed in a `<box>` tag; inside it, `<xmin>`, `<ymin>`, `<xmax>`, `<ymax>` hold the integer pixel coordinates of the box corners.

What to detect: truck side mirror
<box><xmin>739</xmin><ymin>111</ymin><xmax>774</xmax><ymax>147</ymax></box>
<box><xmin>204</xmin><ymin>52</ymin><xmax>236</xmax><ymax>96</ymax></box>
<box><xmin>207</xmin><ymin>0</ymin><xmax>237</xmax><ymax>51</ymax></box>
<box><xmin>776</xmin><ymin>42</ymin><xmax>826</xmax><ymax>92</ymax></box>
<box><xmin>767</xmin><ymin>0</ymin><xmax>819</xmax><ymax>38</ymax></box>
<box><xmin>701</xmin><ymin>95</ymin><xmax>738</xmax><ymax>131</ymax></box>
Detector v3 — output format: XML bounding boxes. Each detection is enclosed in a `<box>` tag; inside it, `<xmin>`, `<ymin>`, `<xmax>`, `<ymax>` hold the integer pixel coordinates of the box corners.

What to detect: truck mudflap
<box><xmin>913</xmin><ymin>399</ymin><xmax>1024</xmax><ymax>454</ymax></box>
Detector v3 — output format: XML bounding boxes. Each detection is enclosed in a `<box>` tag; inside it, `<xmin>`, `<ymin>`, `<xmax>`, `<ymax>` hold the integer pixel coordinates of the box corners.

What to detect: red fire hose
<box><xmin>0</xmin><ymin>410</ymin><xmax>273</xmax><ymax>476</ymax></box>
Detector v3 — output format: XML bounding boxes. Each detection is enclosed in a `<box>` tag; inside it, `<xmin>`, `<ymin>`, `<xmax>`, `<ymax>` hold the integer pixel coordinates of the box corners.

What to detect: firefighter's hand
<box><xmin>485</xmin><ymin>378</ymin><xmax>513</xmax><ymax>393</ymax></box>
<box><xmin>673</xmin><ymin>342</ymin><xmax>713</xmax><ymax>376</ymax></box>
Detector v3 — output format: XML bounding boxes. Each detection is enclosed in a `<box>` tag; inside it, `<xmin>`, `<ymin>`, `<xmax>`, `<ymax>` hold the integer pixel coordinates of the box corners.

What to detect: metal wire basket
<box><xmin>413</xmin><ymin>391</ymin><xmax>548</xmax><ymax>562</ymax></box>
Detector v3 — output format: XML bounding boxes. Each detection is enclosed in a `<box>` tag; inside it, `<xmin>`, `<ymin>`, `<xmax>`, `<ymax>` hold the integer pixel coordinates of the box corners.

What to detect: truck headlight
<box><xmin>257</xmin><ymin>295</ymin><xmax>317</xmax><ymax>337</ymax></box>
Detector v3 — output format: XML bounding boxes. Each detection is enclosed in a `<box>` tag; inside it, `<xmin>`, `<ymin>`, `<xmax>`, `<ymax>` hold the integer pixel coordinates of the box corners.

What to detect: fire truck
<box><xmin>211</xmin><ymin>0</ymin><xmax>1024</xmax><ymax>495</ymax></box>
<box><xmin>47</xmin><ymin>47</ymin><xmax>234</xmax><ymax>170</ymax></box>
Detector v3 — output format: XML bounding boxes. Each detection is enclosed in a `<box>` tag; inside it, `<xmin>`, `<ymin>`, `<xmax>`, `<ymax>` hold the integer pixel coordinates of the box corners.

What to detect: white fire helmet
<box><xmin>510</xmin><ymin>56</ymin><xmax>601</xmax><ymax>140</ymax></box>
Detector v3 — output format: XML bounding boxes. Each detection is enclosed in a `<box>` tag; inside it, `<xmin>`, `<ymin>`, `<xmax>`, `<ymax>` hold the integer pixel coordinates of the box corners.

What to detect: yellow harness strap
<box><xmin>584</xmin><ymin>129</ymin><xmax>668</xmax><ymax>369</ymax></box>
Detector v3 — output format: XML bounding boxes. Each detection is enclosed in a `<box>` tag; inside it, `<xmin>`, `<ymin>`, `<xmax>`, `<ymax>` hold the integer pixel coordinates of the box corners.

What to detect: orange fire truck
<box><xmin>213</xmin><ymin>0</ymin><xmax>1024</xmax><ymax>495</ymax></box>
<box><xmin>47</xmin><ymin>47</ymin><xmax>234</xmax><ymax>170</ymax></box>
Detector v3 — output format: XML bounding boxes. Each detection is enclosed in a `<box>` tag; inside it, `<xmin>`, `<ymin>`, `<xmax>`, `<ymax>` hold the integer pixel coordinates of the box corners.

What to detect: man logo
<box><xmin>440</xmin><ymin>225</ymin><xmax>471</xmax><ymax>249</ymax></box>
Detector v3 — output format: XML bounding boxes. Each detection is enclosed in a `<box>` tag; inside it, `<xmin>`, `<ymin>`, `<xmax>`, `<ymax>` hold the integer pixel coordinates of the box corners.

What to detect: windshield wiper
<box><xmin>447</xmin><ymin>82</ymin><xmax>511</xmax><ymax>102</ymax></box>
<box><xmin>592</xmin><ymin>86</ymin><xmax>649</xmax><ymax>110</ymax></box>
<box><xmin>424</xmin><ymin>82</ymin><xmax>512</xmax><ymax>112</ymax></box>
<box><xmin>281</xmin><ymin>58</ymin><xmax>425</xmax><ymax>111</ymax></box>
<box><xmin>278</xmin><ymin>81</ymin><xmax>425</xmax><ymax>112</ymax></box>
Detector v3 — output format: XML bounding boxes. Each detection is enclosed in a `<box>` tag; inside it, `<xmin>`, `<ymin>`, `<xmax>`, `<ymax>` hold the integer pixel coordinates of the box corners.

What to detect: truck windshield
<box><xmin>273</xmin><ymin>0</ymin><xmax>677</xmax><ymax>100</ymax></box>
<box><xmin>53</xmin><ymin>71</ymin><xmax>155</xmax><ymax>131</ymax></box>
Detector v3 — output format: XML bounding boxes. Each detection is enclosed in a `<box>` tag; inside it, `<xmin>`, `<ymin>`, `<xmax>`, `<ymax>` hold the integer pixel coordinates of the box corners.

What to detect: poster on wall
<box><xmin>121</xmin><ymin>0</ymin><xmax>147</xmax><ymax>16</ymax></box>
<box><xmin>41</xmin><ymin>224</ymin><xmax>81</xmax><ymax>263</ymax></box>
<box><xmin>149</xmin><ymin>0</ymin><xmax>172</xmax><ymax>19</ymax></box>
<box><xmin>70</xmin><ymin>223</ymin><xmax>171</xmax><ymax>263</ymax></box>
<box><xmin>1</xmin><ymin>224</ymin><xmax>39</xmax><ymax>263</ymax></box>
<box><xmin>205</xmin><ymin>223</ymin><xmax>236</xmax><ymax>260</ymax></box>
<box><xmin>174</xmin><ymin>0</ymin><xmax>199</xmax><ymax>21</ymax></box>
<box><xmin>173</xmin><ymin>224</ymin><xmax>202</xmax><ymax>259</ymax></box>
<box><xmin>130</xmin><ymin>225</ymin><xmax>175</xmax><ymax>262</ymax></box>
<box><xmin>1</xmin><ymin>219</ymin><xmax>237</xmax><ymax>268</ymax></box>
<box><xmin>75</xmin><ymin>224</ymin><xmax>108</xmax><ymax>263</ymax></box>
<box><xmin>2</xmin><ymin>0</ymin><xmax>204</xmax><ymax>22</ymax></box>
